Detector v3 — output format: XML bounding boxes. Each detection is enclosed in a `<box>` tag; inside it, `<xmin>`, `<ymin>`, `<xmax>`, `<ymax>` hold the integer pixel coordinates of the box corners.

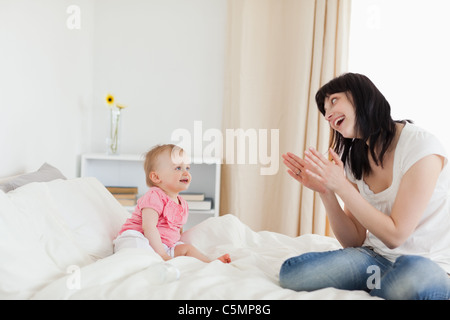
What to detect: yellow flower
<box><xmin>105</xmin><ymin>94</ymin><xmax>115</xmax><ymax>106</ymax></box>
<box><xmin>116</xmin><ymin>103</ymin><xmax>127</xmax><ymax>110</ymax></box>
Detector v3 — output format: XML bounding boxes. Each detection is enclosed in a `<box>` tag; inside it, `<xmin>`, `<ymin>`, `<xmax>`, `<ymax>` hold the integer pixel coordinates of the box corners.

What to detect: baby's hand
<box><xmin>161</xmin><ymin>254</ymin><xmax>172</xmax><ymax>261</ymax></box>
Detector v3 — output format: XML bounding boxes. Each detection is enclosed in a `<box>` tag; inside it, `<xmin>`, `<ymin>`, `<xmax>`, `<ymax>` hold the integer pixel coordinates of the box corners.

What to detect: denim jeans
<box><xmin>279</xmin><ymin>247</ymin><xmax>450</xmax><ymax>300</ymax></box>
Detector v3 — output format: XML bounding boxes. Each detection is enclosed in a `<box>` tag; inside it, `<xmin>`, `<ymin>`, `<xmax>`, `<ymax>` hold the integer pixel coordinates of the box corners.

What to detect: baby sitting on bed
<box><xmin>114</xmin><ymin>144</ymin><xmax>231</xmax><ymax>263</ymax></box>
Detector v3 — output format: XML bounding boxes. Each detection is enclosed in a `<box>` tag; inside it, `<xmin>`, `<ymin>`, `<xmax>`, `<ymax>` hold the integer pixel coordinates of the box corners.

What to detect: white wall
<box><xmin>91</xmin><ymin>0</ymin><xmax>226</xmax><ymax>156</ymax></box>
<box><xmin>0</xmin><ymin>0</ymin><xmax>226</xmax><ymax>179</ymax></box>
<box><xmin>0</xmin><ymin>0</ymin><xmax>94</xmax><ymax>178</ymax></box>
<box><xmin>349</xmin><ymin>0</ymin><xmax>450</xmax><ymax>152</ymax></box>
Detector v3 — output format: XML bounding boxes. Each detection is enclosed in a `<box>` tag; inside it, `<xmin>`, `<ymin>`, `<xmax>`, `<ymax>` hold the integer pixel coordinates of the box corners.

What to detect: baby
<box><xmin>114</xmin><ymin>144</ymin><xmax>231</xmax><ymax>263</ymax></box>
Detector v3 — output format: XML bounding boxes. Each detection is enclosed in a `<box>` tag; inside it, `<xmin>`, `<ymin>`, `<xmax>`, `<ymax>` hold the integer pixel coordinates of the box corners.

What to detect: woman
<box><xmin>280</xmin><ymin>73</ymin><xmax>450</xmax><ymax>299</ymax></box>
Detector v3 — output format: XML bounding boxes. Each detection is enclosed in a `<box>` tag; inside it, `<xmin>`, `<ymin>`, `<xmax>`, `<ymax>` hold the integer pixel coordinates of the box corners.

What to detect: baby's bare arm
<box><xmin>142</xmin><ymin>208</ymin><xmax>171</xmax><ymax>261</ymax></box>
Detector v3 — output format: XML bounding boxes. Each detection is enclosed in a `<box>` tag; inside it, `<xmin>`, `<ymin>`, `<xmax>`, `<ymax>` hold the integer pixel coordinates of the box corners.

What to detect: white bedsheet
<box><xmin>0</xmin><ymin>177</ymin><xmax>379</xmax><ymax>300</ymax></box>
<box><xmin>33</xmin><ymin>215</ymin><xmax>377</xmax><ymax>300</ymax></box>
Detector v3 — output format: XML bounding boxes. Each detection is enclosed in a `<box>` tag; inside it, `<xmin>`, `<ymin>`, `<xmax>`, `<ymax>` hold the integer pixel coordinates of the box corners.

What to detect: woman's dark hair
<box><xmin>315</xmin><ymin>73</ymin><xmax>402</xmax><ymax>180</ymax></box>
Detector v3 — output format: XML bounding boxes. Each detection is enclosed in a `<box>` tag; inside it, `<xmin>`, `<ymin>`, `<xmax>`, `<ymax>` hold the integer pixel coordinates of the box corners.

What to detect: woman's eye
<box><xmin>175</xmin><ymin>167</ymin><xmax>181</xmax><ymax>170</ymax></box>
<box><xmin>331</xmin><ymin>98</ymin><xmax>337</xmax><ymax>104</ymax></box>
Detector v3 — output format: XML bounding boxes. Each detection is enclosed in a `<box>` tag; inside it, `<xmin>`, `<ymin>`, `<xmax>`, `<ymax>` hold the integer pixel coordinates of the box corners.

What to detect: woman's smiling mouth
<box><xmin>333</xmin><ymin>115</ymin><xmax>345</xmax><ymax>129</ymax></box>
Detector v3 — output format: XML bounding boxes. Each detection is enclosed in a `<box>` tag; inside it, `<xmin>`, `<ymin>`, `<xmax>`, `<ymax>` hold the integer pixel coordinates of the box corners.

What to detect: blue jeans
<box><xmin>279</xmin><ymin>247</ymin><xmax>450</xmax><ymax>300</ymax></box>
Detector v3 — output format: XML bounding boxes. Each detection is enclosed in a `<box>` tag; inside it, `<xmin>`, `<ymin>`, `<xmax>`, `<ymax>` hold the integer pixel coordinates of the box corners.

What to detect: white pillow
<box><xmin>0</xmin><ymin>163</ymin><xmax>66</xmax><ymax>193</ymax></box>
<box><xmin>0</xmin><ymin>177</ymin><xmax>129</xmax><ymax>299</ymax></box>
<box><xmin>0</xmin><ymin>184</ymin><xmax>92</xmax><ymax>299</ymax></box>
<box><xmin>44</xmin><ymin>177</ymin><xmax>129</xmax><ymax>260</ymax></box>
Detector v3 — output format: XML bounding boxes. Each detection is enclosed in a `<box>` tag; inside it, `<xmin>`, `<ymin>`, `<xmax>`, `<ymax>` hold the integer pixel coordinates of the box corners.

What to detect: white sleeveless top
<box><xmin>345</xmin><ymin>123</ymin><xmax>450</xmax><ymax>273</ymax></box>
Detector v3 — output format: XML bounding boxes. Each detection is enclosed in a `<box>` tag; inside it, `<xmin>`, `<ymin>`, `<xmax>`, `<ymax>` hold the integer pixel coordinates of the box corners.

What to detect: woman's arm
<box><xmin>283</xmin><ymin>152</ymin><xmax>366</xmax><ymax>247</ymax></box>
<box><xmin>319</xmin><ymin>187</ymin><xmax>367</xmax><ymax>248</ymax></box>
<box><xmin>142</xmin><ymin>208</ymin><xmax>172</xmax><ymax>260</ymax></box>
<box><xmin>305</xmin><ymin>148</ymin><xmax>444</xmax><ymax>249</ymax></box>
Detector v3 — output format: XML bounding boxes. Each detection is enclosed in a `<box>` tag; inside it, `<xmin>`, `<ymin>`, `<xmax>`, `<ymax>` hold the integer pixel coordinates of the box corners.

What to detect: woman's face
<box><xmin>323</xmin><ymin>92</ymin><xmax>358</xmax><ymax>139</ymax></box>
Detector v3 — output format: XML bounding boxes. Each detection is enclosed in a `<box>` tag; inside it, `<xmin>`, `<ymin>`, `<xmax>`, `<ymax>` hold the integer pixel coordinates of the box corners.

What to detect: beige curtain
<box><xmin>220</xmin><ymin>0</ymin><xmax>351</xmax><ymax>237</ymax></box>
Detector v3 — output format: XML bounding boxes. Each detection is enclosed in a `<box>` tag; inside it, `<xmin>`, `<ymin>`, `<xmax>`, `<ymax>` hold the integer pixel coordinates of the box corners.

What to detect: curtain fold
<box><xmin>221</xmin><ymin>0</ymin><xmax>351</xmax><ymax>237</ymax></box>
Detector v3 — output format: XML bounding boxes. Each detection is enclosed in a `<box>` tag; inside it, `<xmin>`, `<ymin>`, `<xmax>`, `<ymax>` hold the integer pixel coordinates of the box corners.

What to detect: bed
<box><xmin>0</xmin><ymin>164</ymin><xmax>379</xmax><ymax>300</ymax></box>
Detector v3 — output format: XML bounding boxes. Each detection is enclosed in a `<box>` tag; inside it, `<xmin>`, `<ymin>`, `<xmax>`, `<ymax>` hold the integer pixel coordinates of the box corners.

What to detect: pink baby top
<box><xmin>118</xmin><ymin>187</ymin><xmax>189</xmax><ymax>247</ymax></box>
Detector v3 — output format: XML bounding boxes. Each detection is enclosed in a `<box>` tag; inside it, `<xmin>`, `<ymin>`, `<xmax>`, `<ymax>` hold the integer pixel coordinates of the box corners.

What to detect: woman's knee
<box><xmin>279</xmin><ymin>248</ymin><xmax>358</xmax><ymax>291</ymax></box>
<box><xmin>279</xmin><ymin>247</ymin><xmax>385</xmax><ymax>292</ymax></box>
<box><xmin>279</xmin><ymin>252</ymin><xmax>322</xmax><ymax>290</ymax></box>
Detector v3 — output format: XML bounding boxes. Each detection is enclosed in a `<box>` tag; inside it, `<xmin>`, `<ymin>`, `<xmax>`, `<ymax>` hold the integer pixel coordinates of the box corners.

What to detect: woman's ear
<box><xmin>149</xmin><ymin>172</ymin><xmax>161</xmax><ymax>185</ymax></box>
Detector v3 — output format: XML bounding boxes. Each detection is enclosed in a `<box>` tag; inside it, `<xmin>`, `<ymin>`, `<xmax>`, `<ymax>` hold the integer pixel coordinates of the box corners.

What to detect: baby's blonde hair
<box><xmin>143</xmin><ymin>144</ymin><xmax>184</xmax><ymax>187</ymax></box>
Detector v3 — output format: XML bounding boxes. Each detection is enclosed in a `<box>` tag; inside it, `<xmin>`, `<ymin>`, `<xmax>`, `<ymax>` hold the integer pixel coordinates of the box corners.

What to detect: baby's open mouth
<box><xmin>180</xmin><ymin>178</ymin><xmax>189</xmax><ymax>183</ymax></box>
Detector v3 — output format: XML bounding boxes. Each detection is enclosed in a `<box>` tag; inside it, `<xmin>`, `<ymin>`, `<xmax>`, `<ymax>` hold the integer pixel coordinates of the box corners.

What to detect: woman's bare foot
<box><xmin>217</xmin><ymin>253</ymin><xmax>231</xmax><ymax>263</ymax></box>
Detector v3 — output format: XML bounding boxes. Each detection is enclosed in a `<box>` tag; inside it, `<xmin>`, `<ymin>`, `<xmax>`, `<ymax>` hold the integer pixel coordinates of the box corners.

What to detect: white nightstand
<box><xmin>80</xmin><ymin>153</ymin><xmax>221</xmax><ymax>230</ymax></box>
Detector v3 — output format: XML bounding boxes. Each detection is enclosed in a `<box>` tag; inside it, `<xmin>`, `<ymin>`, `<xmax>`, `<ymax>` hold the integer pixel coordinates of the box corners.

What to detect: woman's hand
<box><xmin>282</xmin><ymin>152</ymin><xmax>328</xmax><ymax>194</ymax></box>
<box><xmin>304</xmin><ymin>147</ymin><xmax>346</xmax><ymax>193</ymax></box>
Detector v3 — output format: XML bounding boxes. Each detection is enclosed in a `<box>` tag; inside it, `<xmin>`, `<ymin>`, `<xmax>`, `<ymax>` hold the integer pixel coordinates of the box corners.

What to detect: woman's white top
<box><xmin>345</xmin><ymin>123</ymin><xmax>450</xmax><ymax>273</ymax></box>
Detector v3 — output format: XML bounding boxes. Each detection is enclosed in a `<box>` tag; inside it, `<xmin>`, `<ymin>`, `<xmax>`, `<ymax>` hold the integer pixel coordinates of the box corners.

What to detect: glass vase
<box><xmin>107</xmin><ymin>107</ymin><xmax>122</xmax><ymax>155</ymax></box>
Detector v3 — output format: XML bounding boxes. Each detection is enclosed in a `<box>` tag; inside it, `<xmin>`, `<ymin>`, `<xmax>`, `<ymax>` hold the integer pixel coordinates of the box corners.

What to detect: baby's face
<box><xmin>154</xmin><ymin>149</ymin><xmax>191</xmax><ymax>193</ymax></box>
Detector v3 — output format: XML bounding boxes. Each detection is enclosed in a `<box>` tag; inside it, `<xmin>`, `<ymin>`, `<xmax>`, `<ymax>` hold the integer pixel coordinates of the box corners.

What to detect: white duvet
<box><xmin>0</xmin><ymin>177</ymin><xmax>378</xmax><ymax>299</ymax></box>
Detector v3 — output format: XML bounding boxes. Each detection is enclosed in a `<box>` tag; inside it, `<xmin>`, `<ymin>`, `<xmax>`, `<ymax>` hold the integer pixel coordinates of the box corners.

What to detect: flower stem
<box><xmin>110</xmin><ymin>108</ymin><xmax>121</xmax><ymax>154</ymax></box>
